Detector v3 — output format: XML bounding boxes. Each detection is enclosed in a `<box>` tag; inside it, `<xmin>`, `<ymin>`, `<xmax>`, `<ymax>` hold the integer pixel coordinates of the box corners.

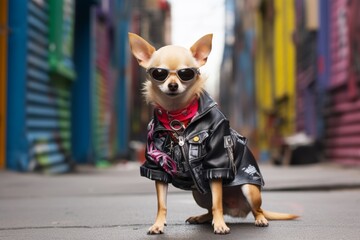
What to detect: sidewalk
<box><xmin>1</xmin><ymin>162</ymin><xmax>360</xmax><ymax>197</ymax></box>
<box><xmin>260</xmin><ymin>163</ymin><xmax>360</xmax><ymax>191</ymax></box>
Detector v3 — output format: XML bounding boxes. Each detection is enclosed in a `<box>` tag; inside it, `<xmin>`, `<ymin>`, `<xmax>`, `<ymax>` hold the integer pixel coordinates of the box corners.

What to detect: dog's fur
<box><xmin>129</xmin><ymin>33</ymin><xmax>299</xmax><ymax>235</ymax></box>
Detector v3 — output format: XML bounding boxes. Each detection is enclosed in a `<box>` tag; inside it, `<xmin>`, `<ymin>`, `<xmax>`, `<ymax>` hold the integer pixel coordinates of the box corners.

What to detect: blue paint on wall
<box><xmin>72</xmin><ymin>1</ymin><xmax>93</xmax><ymax>163</ymax></box>
<box><xmin>115</xmin><ymin>0</ymin><xmax>130</xmax><ymax>156</ymax></box>
<box><xmin>6</xmin><ymin>0</ymin><xmax>29</xmax><ymax>170</ymax></box>
<box><xmin>116</xmin><ymin>21</ymin><xmax>129</xmax><ymax>156</ymax></box>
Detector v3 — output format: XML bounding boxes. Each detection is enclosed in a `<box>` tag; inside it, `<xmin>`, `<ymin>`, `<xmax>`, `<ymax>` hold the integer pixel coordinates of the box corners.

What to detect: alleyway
<box><xmin>1</xmin><ymin>163</ymin><xmax>359</xmax><ymax>239</ymax></box>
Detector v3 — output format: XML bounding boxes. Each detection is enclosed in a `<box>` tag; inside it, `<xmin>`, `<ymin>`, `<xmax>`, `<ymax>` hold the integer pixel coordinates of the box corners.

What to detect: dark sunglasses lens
<box><xmin>151</xmin><ymin>69</ymin><xmax>169</xmax><ymax>81</ymax></box>
<box><xmin>178</xmin><ymin>69</ymin><xmax>196</xmax><ymax>81</ymax></box>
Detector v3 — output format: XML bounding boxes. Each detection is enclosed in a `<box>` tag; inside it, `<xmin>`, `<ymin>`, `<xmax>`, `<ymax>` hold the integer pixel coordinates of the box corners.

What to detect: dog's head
<box><xmin>128</xmin><ymin>33</ymin><xmax>213</xmax><ymax>111</ymax></box>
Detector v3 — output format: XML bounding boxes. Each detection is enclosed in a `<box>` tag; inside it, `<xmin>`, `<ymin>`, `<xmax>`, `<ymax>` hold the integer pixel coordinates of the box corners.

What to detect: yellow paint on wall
<box><xmin>273</xmin><ymin>0</ymin><xmax>296</xmax><ymax>136</ymax></box>
<box><xmin>254</xmin><ymin>8</ymin><xmax>275</xmax><ymax>151</ymax></box>
<box><xmin>0</xmin><ymin>0</ymin><xmax>8</xmax><ymax>169</ymax></box>
<box><xmin>255</xmin><ymin>0</ymin><xmax>296</xmax><ymax>156</ymax></box>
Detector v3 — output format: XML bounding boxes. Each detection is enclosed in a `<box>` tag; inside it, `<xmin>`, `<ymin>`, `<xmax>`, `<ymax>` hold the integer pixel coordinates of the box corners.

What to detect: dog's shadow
<box><xmin>151</xmin><ymin>222</ymin><xmax>266</xmax><ymax>240</ymax></box>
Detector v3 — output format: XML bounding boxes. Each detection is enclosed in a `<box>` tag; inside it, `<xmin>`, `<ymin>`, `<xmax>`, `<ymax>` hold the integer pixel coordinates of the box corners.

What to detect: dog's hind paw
<box><xmin>186</xmin><ymin>212</ymin><xmax>212</xmax><ymax>224</ymax></box>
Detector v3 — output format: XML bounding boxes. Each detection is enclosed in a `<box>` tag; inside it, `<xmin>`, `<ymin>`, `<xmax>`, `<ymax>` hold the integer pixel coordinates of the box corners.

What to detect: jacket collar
<box><xmin>196</xmin><ymin>91</ymin><xmax>218</xmax><ymax>117</ymax></box>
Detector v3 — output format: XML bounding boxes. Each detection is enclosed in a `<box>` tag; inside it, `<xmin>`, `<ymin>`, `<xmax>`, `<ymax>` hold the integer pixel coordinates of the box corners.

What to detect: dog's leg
<box><xmin>210</xmin><ymin>179</ymin><xmax>230</xmax><ymax>234</ymax></box>
<box><xmin>242</xmin><ymin>184</ymin><xmax>269</xmax><ymax>227</ymax></box>
<box><xmin>148</xmin><ymin>181</ymin><xmax>168</xmax><ymax>234</ymax></box>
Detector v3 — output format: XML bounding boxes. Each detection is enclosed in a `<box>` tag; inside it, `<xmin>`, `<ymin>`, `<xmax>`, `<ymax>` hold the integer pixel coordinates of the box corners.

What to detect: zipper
<box><xmin>177</xmin><ymin>135</ymin><xmax>188</xmax><ymax>171</ymax></box>
<box><xmin>224</xmin><ymin>135</ymin><xmax>236</xmax><ymax>175</ymax></box>
<box><xmin>226</xmin><ymin>146</ymin><xmax>236</xmax><ymax>175</ymax></box>
<box><xmin>177</xmin><ymin>133</ymin><xmax>206</xmax><ymax>193</ymax></box>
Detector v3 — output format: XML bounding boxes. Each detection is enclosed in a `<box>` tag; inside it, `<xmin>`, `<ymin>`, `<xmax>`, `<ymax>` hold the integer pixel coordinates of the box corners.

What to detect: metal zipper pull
<box><xmin>177</xmin><ymin>135</ymin><xmax>188</xmax><ymax>171</ymax></box>
<box><xmin>178</xmin><ymin>135</ymin><xmax>185</xmax><ymax>146</ymax></box>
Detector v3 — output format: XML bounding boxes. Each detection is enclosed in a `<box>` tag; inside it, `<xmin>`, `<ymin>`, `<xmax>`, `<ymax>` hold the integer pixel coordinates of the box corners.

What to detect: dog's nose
<box><xmin>168</xmin><ymin>82</ymin><xmax>178</xmax><ymax>92</ymax></box>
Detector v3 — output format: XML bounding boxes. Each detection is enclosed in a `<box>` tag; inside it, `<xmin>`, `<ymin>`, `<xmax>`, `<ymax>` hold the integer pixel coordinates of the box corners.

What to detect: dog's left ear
<box><xmin>190</xmin><ymin>34</ymin><xmax>213</xmax><ymax>67</ymax></box>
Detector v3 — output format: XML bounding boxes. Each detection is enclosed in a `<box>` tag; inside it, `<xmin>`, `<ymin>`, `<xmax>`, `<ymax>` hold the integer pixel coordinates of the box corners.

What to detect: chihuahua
<box><xmin>128</xmin><ymin>32</ymin><xmax>299</xmax><ymax>235</ymax></box>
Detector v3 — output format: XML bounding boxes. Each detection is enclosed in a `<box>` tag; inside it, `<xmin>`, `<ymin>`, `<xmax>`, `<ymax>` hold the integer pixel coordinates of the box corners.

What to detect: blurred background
<box><xmin>1</xmin><ymin>0</ymin><xmax>359</xmax><ymax>173</ymax></box>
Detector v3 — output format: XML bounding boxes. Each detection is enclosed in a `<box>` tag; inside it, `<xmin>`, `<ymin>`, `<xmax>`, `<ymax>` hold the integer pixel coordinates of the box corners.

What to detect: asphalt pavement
<box><xmin>0</xmin><ymin>162</ymin><xmax>359</xmax><ymax>240</ymax></box>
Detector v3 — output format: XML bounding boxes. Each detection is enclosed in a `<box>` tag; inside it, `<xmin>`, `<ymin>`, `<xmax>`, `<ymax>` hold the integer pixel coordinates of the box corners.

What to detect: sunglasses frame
<box><xmin>146</xmin><ymin>68</ymin><xmax>200</xmax><ymax>82</ymax></box>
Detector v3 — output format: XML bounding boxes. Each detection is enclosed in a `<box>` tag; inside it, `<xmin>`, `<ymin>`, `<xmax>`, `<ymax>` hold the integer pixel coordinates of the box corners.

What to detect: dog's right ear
<box><xmin>128</xmin><ymin>33</ymin><xmax>155</xmax><ymax>68</ymax></box>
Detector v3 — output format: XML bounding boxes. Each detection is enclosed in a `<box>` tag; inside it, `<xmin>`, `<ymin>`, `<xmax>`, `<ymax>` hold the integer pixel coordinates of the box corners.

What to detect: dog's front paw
<box><xmin>212</xmin><ymin>220</ymin><xmax>230</xmax><ymax>234</ymax></box>
<box><xmin>147</xmin><ymin>222</ymin><xmax>167</xmax><ymax>235</ymax></box>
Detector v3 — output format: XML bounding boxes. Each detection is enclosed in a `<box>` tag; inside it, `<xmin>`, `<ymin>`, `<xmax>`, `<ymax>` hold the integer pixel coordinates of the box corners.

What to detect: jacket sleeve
<box><xmin>140</xmin><ymin>121</ymin><xmax>172</xmax><ymax>184</ymax></box>
<box><xmin>203</xmin><ymin>119</ymin><xmax>236</xmax><ymax>182</ymax></box>
<box><xmin>140</xmin><ymin>151</ymin><xmax>172</xmax><ymax>184</ymax></box>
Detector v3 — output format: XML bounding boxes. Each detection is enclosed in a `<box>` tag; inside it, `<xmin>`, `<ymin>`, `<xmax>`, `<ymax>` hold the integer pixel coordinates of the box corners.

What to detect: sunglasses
<box><xmin>146</xmin><ymin>68</ymin><xmax>200</xmax><ymax>82</ymax></box>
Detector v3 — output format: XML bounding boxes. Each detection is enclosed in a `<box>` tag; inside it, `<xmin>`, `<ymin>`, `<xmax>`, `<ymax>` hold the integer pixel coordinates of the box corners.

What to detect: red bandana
<box><xmin>155</xmin><ymin>99</ymin><xmax>199</xmax><ymax>130</ymax></box>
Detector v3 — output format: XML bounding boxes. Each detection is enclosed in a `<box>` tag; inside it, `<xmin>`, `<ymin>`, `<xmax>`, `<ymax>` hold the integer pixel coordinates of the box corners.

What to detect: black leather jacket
<box><xmin>140</xmin><ymin>91</ymin><xmax>264</xmax><ymax>194</ymax></box>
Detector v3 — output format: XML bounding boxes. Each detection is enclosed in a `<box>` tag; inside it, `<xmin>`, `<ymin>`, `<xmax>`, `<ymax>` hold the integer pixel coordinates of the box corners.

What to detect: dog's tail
<box><xmin>263</xmin><ymin>210</ymin><xmax>299</xmax><ymax>220</ymax></box>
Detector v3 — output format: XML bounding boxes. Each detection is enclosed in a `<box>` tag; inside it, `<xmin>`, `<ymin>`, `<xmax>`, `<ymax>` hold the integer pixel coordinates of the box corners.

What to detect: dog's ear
<box><xmin>128</xmin><ymin>33</ymin><xmax>156</xmax><ymax>68</ymax></box>
<box><xmin>190</xmin><ymin>34</ymin><xmax>213</xmax><ymax>67</ymax></box>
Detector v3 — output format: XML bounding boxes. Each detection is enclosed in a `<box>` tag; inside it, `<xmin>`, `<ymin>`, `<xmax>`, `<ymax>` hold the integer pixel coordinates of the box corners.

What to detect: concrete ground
<box><xmin>0</xmin><ymin>162</ymin><xmax>359</xmax><ymax>240</ymax></box>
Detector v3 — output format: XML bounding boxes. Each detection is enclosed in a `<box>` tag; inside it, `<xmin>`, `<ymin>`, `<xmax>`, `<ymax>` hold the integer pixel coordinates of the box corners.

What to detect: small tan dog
<box><xmin>128</xmin><ymin>32</ymin><xmax>299</xmax><ymax>235</ymax></box>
